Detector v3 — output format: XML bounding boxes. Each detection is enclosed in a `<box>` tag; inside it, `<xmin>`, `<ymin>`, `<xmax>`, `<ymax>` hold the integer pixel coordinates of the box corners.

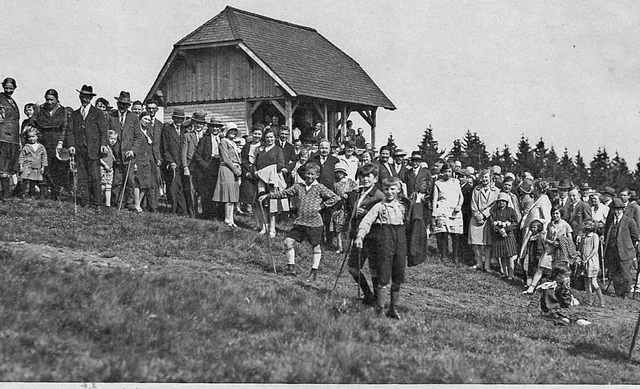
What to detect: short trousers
<box><xmin>288</xmin><ymin>224</ymin><xmax>323</xmax><ymax>247</ymax></box>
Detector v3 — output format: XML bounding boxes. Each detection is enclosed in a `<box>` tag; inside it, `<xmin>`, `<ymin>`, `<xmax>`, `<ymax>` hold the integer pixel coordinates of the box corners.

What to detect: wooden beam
<box><xmin>237</xmin><ymin>43</ymin><xmax>297</xmax><ymax>97</ymax></box>
<box><xmin>313</xmin><ymin>102</ymin><xmax>325</xmax><ymax>120</ymax></box>
<box><xmin>270</xmin><ymin>99</ymin><xmax>286</xmax><ymax>117</ymax></box>
<box><xmin>357</xmin><ymin>110</ymin><xmax>374</xmax><ymax>127</ymax></box>
<box><xmin>248</xmin><ymin>100</ymin><xmax>263</xmax><ymax>115</ymax></box>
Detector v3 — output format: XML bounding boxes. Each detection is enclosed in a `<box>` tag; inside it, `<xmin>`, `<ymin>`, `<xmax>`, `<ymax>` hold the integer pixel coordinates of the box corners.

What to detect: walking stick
<box><xmin>257</xmin><ymin>198</ymin><xmax>277</xmax><ymax>275</ymax></box>
<box><xmin>69</xmin><ymin>154</ymin><xmax>77</xmax><ymax>215</ymax></box>
<box><xmin>117</xmin><ymin>159</ymin><xmax>132</xmax><ymax>211</ymax></box>
<box><xmin>330</xmin><ymin>189</ymin><xmax>363</xmax><ymax>297</ymax></box>
<box><xmin>357</xmin><ymin>249</ymin><xmax>362</xmax><ymax>299</ymax></box>
<box><xmin>630</xmin><ymin>309</ymin><xmax>640</xmax><ymax>360</ymax></box>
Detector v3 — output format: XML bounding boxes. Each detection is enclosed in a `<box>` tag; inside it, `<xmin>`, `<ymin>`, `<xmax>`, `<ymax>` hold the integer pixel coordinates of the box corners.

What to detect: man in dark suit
<box><xmin>144</xmin><ymin>99</ymin><xmax>163</xmax><ymax>211</ymax></box>
<box><xmin>276</xmin><ymin>125</ymin><xmax>296</xmax><ymax>166</ymax></box>
<box><xmin>67</xmin><ymin>85</ymin><xmax>109</xmax><ymax>208</ymax></box>
<box><xmin>620</xmin><ymin>189</ymin><xmax>640</xmax><ymax>230</ymax></box>
<box><xmin>604</xmin><ymin>198</ymin><xmax>639</xmax><ymax>298</ymax></box>
<box><xmin>311</xmin><ymin>139</ymin><xmax>339</xmax><ymax>190</ymax></box>
<box><xmin>404</xmin><ymin>151</ymin><xmax>432</xmax><ymax>200</ymax></box>
<box><xmin>109</xmin><ymin>91</ymin><xmax>141</xmax><ymax>209</ymax></box>
<box><xmin>160</xmin><ymin>108</ymin><xmax>187</xmax><ymax>214</ymax></box>
<box><xmin>311</xmin><ymin>139</ymin><xmax>340</xmax><ymax>246</ymax></box>
<box><xmin>192</xmin><ymin>113</ymin><xmax>224</xmax><ymax>219</ymax></box>
<box><xmin>566</xmin><ymin>188</ymin><xmax>593</xmax><ymax>241</ymax></box>
<box><xmin>556</xmin><ymin>178</ymin><xmax>572</xmax><ymax>219</ymax></box>
<box><xmin>391</xmin><ymin>149</ymin><xmax>409</xmax><ymax>183</ymax></box>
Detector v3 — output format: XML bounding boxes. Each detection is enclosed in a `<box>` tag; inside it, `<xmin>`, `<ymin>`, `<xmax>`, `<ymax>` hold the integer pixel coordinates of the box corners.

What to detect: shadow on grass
<box><xmin>566</xmin><ymin>341</ymin><xmax>637</xmax><ymax>364</ymax></box>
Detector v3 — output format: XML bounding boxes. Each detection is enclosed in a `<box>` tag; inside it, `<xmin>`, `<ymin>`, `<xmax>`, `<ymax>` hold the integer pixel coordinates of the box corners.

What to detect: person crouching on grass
<box><xmin>347</xmin><ymin>164</ymin><xmax>384</xmax><ymax>306</ymax></box>
<box><xmin>260</xmin><ymin>161</ymin><xmax>340</xmax><ymax>281</ymax></box>
<box><xmin>355</xmin><ymin>176</ymin><xmax>407</xmax><ymax>319</ymax></box>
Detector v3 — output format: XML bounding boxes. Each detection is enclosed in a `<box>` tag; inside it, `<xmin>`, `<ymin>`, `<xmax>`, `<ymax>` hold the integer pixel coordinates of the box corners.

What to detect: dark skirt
<box><xmin>0</xmin><ymin>141</ymin><xmax>20</xmax><ymax>175</ymax></box>
<box><xmin>491</xmin><ymin>234</ymin><xmax>518</xmax><ymax>258</ymax></box>
<box><xmin>240</xmin><ymin>176</ymin><xmax>257</xmax><ymax>203</ymax></box>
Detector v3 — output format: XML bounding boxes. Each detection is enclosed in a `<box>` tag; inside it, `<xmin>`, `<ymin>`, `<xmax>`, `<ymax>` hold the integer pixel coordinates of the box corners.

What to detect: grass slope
<box><xmin>1</xmin><ymin>199</ymin><xmax>640</xmax><ymax>383</ymax></box>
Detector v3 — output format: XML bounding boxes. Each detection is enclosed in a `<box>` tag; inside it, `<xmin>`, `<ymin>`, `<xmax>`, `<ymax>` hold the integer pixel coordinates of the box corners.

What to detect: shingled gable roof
<box><xmin>171</xmin><ymin>6</ymin><xmax>396</xmax><ymax>110</ymax></box>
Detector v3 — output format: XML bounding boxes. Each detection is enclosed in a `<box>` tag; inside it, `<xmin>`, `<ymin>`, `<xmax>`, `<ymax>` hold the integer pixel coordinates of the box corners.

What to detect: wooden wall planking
<box><xmin>163</xmin><ymin>101</ymin><xmax>249</xmax><ymax>135</ymax></box>
<box><xmin>162</xmin><ymin>46</ymin><xmax>282</xmax><ymax>104</ymax></box>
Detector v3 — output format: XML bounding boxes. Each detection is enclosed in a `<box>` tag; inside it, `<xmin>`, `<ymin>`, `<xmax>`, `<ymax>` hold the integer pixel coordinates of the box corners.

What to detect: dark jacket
<box><xmin>604</xmin><ymin>214</ymin><xmax>639</xmax><ymax>262</ymax></box>
<box><xmin>311</xmin><ymin>154</ymin><xmax>340</xmax><ymax>190</ymax></box>
<box><xmin>276</xmin><ymin>139</ymin><xmax>295</xmax><ymax>166</ymax></box>
<box><xmin>566</xmin><ymin>200</ymin><xmax>593</xmax><ymax>240</ymax></box>
<box><xmin>160</xmin><ymin>122</ymin><xmax>183</xmax><ymax>169</ymax></box>
<box><xmin>67</xmin><ymin>105</ymin><xmax>109</xmax><ymax>160</ymax></box>
<box><xmin>109</xmin><ymin>110</ymin><xmax>141</xmax><ymax>164</ymax></box>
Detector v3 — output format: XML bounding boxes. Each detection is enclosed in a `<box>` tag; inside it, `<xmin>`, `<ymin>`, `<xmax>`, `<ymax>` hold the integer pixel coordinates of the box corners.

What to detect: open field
<box><xmin>1</xmin><ymin>198</ymin><xmax>640</xmax><ymax>383</ymax></box>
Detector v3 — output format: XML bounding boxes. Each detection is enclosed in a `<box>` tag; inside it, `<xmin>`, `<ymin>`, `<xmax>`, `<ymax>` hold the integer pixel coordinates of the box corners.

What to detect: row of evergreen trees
<box><xmin>385</xmin><ymin>128</ymin><xmax>640</xmax><ymax>193</ymax></box>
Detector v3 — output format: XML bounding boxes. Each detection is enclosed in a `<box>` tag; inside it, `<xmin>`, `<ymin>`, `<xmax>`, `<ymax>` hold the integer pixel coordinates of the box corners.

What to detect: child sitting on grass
<box><xmin>260</xmin><ymin>161</ymin><xmax>340</xmax><ymax>281</ymax></box>
<box><xmin>530</xmin><ymin>263</ymin><xmax>591</xmax><ymax>326</ymax></box>
<box><xmin>577</xmin><ymin>220</ymin><xmax>604</xmax><ymax>307</ymax></box>
<box><xmin>355</xmin><ymin>176</ymin><xmax>408</xmax><ymax>319</ymax></box>
<box><xmin>18</xmin><ymin>127</ymin><xmax>47</xmax><ymax>198</ymax></box>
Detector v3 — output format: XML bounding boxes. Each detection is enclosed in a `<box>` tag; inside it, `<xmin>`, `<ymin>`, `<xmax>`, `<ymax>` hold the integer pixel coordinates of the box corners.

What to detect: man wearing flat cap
<box><xmin>604</xmin><ymin>198</ymin><xmax>639</xmax><ymax>298</ymax></box>
<box><xmin>109</xmin><ymin>91</ymin><xmax>141</xmax><ymax>209</ymax></box>
<box><xmin>67</xmin><ymin>85</ymin><xmax>109</xmax><ymax>208</ymax></box>
<box><xmin>160</xmin><ymin>108</ymin><xmax>188</xmax><ymax>214</ymax></box>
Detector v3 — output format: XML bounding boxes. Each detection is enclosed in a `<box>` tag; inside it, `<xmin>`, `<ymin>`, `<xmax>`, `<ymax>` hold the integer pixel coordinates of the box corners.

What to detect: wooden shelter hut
<box><xmin>146</xmin><ymin>6</ymin><xmax>395</xmax><ymax>146</ymax></box>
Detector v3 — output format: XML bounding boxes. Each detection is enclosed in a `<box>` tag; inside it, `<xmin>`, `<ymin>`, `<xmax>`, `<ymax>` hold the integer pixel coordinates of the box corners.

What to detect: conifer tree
<box><xmin>515</xmin><ymin>135</ymin><xmax>536</xmax><ymax>176</ymax></box>
<box><xmin>418</xmin><ymin>126</ymin><xmax>445</xmax><ymax>166</ymax></box>
<box><xmin>386</xmin><ymin>134</ymin><xmax>397</xmax><ymax>152</ymax></box>
<box><xmin>543</xmin><ymin>146</ymin><xmax>559</xmax><ymax>179</ymax></box>
<box><xmin>574</xmin><ymin>151</ymin><xmax>588</xmax><ymax>184</ymax></box>
<box><xmin>589</xmin><ymin>148</ymin><xmax>610</xmax><ymax>187</ymax></box>
<box><xmin>501</xmin><ymin>145</ymin><xmax>516</xmax><ymax>173</ymax></box>
<box><xmin>461</xmin><ymin>130</ymin><xmax>489</xmax><ymax>169</ymax></box>
<box><xmin>558</xmin><ymin>148</ymin><xmax>575</xmax><ymax>178</ymax></box>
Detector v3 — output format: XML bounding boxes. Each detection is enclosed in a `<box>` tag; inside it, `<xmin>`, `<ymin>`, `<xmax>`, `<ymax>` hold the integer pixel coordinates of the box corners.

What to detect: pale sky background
<box><xmin>2</xmin><ymin>0</ymin><xmax>639</xmax><ymax>165</ymax></box>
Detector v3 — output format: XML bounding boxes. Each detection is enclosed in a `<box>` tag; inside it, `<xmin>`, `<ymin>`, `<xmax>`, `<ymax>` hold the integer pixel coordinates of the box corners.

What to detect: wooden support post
<box><xmin>371</xmin><ymin>108</ymin><xmax>377</xmax><ymax>148</ymax></box>
<box><xmin>341</xmin><ymin>106</ymin><xmax>348</xmax><ymax>143</ymax></box>
<box><xmin>285</xmin><ymin>99</ymin><xmax>293</xmax><ymax>142</ymax></box>
<box><xmin>323</xmin><ymin>104</ymin><xmax>328</xmax><ymax>139</ymax></box>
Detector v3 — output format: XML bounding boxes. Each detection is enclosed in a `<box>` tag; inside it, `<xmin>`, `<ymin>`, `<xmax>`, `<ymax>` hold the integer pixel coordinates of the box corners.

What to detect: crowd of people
<box><xmin>0</xmin><ymin>77</ymin><xmax>636</xmax><ymax>323</ymax></box>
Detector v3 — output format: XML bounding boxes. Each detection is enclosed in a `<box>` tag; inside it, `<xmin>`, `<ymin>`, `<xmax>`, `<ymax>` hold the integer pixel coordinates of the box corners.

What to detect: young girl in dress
<box><xmin>488</xmin><ymin>193</ymin><xmax>519</xmax><ymax>280</ymax></box>
<box><xmin>100</xmin><ymin>130</ymin><xmax>117</xmax><ymax>206</ymax></box>
<box><xmin>18</xmin><ymin>127</ymin><xmax>47</xmax><ymax>198</ymax></box>
<box><xmin>331</xmin><ymin>162</ymin><xmax>358</xmax><ymax>253</ymax></box>
<box><xmin>524</xmin><ymin>219</ymin><xmax>554</xmax><ymax>294</ymax></box>
<box><xmin>578</xmin><ymin>220</ymin><xmax>604</xmax><ymax>307</ymax></box>
<box><xmin>546</xmin><ymin>205</ymin><xmax>573</xmax><ymax>266</ymax></box>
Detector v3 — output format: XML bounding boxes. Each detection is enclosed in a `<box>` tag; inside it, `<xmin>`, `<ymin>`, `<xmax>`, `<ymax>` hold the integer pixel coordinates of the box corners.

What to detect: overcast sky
<box><xmin>2</xmin><ymin>0</ymin><xmax>639</xmax><ymax>164</ymax></box>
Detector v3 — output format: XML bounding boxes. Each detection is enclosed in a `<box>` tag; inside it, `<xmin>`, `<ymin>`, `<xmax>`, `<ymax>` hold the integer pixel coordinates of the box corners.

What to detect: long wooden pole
<box><xmin>629</xmin><ymin>310</ymin><xmax>640</xmax><ymax>360</ymax></box>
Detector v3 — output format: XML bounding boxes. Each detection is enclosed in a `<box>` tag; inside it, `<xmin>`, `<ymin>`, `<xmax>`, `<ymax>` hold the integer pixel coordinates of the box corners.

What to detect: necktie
<box><xmin>568</xmin><ymin>203</ymin><xmax>574</xmax><ymax>216</ymax></box>
<box><xmin>81</xmin><ymin>106</ymin><xmax>87</xmax><ymax>120</ymax></box>
<box><xmin>120</xmin><ymin>114</ymin><xmax>125</xmax><ymax>128</ymax></box>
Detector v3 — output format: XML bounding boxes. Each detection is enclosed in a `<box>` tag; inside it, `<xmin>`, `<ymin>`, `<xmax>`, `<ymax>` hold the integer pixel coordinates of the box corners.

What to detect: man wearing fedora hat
<box><xmin>192</xmin><ymin>113</ymin><xmax>225</xmax><ymax>219</ymax></box>
<box><xmin>67</xmin><ymin>84</ymin><xmax>109</xmax><ymax>208</ymax></box>
<box><xmin>160</xmin><ymin>108</ymin><xmax>188</xmax><ymax>214</ymax></box>
<box><xmin>604</xmin><ymin>198</ymin><xmax>639</xmax><ymax>298</ymax></box>
<box><xmin>556</xmin><ymin>178</ymin><xmax>573</xmax><ymax>220</ymax></box>
<box><xmin>181</xmin><ymin>110</ymin><xmax>209</xmax><ymax>217</ymax></box>
<box><xmin>108</xmin><ymin>91</ymin><xmax>141</xmax><ymax>209</ymax></box>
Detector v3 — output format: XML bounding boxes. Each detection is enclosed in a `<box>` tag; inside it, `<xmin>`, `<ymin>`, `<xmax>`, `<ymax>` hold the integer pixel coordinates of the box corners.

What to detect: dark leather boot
<box><xmin>386</xmin><ymin>290</ymin><xmax>401</xmax><ymax>319</ymax></box>
<box><xmin>376</xmin><ymin>286</ymin><xmax>388</xmax><ymax>315</ymax></box>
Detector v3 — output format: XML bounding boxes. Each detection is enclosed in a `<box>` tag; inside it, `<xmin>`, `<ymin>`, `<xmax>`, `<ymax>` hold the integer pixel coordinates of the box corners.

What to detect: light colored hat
<box><xmin>504</xmin><ymin>172</ymin><xmax>516</xmax><ymax>181</ymax></box>
<box><xmin>492</xmin><ymin>165</ymin><xmax>502</xmax><ymax>174</ymax></box>
<box><xmin>466</xmin><ymin>166</ymin><xmax>475</xmax><ymax>175</ymax></box>
<box><xmin>334</xmin><ymin>162</ymin><xmax>348</xmax><ymax>174</ymax></box>
<box><xmin>524</xmin><ymin>172</ymin><xmax>534</xmax><ymax>180</ymax></box>
<box><xmin>497</xmin><ymin>192</ymin><xmax>510</xmax><ymax>203</ymax></box>
<box><xmin>225</xmin><ymin>122</ymin><xmax>238</xmax><ymax>131</ymax></box>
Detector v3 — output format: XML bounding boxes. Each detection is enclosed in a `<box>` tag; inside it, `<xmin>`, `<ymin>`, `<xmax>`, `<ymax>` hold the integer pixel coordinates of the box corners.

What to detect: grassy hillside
<box><xmin>1</xmin><ymin>199</ymin><xmax>640</xmax><ymax>383</ymax></box>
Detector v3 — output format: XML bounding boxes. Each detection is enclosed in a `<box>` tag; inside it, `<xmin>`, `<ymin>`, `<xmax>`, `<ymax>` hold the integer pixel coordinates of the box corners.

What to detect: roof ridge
<box><xmin>175</xmin><ymin>11</ymin><xmax>226</xmax><ymax>46</ymax></box>
<box><xmin>225</xmin><ymin>5</ymin><xmax>316</xmax><ymax>32</ymax></box>
<box><xmin>225</xmin><ymin>6</ymin><xmax>241</xmax><ymax>40</ymax></box>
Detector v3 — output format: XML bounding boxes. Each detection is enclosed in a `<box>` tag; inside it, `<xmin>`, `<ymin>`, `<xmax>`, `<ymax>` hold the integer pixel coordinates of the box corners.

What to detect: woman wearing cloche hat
<box><xmin>488</xmin><ymin>192</ymin><xmax>520</xmax><ymax>280</ymax></box>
